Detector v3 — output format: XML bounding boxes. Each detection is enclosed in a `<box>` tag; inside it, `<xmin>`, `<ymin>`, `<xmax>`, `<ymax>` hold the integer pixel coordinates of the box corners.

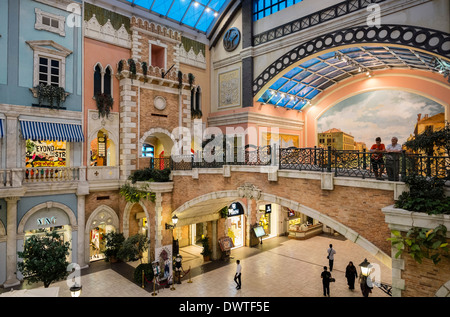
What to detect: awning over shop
<box><xmin>0</xmin><ymin>119</ymin><xmax>4</xmax><ymax>138</ymax></box>
<box><xmin>20</xmin><ymin>120</ymin><xmax>84</xmax><ymax>142</ymax></box>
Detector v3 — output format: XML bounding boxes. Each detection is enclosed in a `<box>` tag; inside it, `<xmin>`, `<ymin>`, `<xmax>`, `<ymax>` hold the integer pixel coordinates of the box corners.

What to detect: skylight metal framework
<box><xmin>257</xmin><ymin>46</ymin><xmax>439</xmax><ymax>111</ymax></box>
<box><xmin>126</xmin><ymin>0</ymin><xmax>230</xmax><ymax>33</ymax></box>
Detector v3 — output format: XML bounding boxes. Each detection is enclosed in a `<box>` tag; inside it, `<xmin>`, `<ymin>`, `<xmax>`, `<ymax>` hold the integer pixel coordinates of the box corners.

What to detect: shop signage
<box><xmin>37</xmin><ymin>216</ymin><xmax>57</xmax><ymax>226</ymax></box>
<box><xmin>228</xmin><ymin>202</ymin><xmax>244</xmax><ymax>217</ymax></box>
<box><xmin>265</xmin><ymin>204</ymin><xmax>272</xmax><ymax>214</ymax></box>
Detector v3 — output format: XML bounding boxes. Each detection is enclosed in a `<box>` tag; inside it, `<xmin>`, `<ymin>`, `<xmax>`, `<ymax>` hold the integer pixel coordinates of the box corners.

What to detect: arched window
<box><xmin>94</xmin><ymin>64</ymin><xmax>102</xmax><ymax>96</ymax></box>
<box><xmin>195</xmin><ymin>86</ymin><xmax>202</xmax><ymax>111</ymax></box>
<box><xmin>104</xmin><ymin>66</ymin><xmax>112</xmax><ymax>96</ymax></box>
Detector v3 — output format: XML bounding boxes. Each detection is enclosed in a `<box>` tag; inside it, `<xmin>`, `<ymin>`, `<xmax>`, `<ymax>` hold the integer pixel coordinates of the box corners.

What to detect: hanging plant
<box><xmin>33</xmin><ymin>84</ymin><xmax>67</xmax><ymax>109</ymax></box>
<box><xmin>94</xmin><ymin>92</ymin><xmax>114</xmax><ymax>118</ymax></box>
<box><xmin>141</xmin><ymin>61</ymin><xmax>148</xmax><ymax>83</ymax></box>
<box><xmin>119</xmin><ymin>183</ymin><xmax>156</xmax><ymax>203</ymax></box>
<box><xmin>128</xmin><ymin>58</ymin><xmax>137</xmax><ymax>82</ymax></box>
<box><xmin>118</xmin><ymin>60</ymin><xmax>124</xmax><ymax>74</ymax></box>
<box><xmin>388</xmin><ymin>225</ymin><xmax>449</xmax><ymax>265</ymax></box>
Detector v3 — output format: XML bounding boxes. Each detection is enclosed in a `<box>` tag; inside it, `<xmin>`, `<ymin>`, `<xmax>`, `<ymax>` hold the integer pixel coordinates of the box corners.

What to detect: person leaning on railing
<box><xmin>385</xmin><ymin>137</ymin><xmax>403</xmax><ymax>181</ymax></box>
<box><xmin>369</xmin><ymin>137</ymin><xmax>386</xmax><ymax>180</ymax></box>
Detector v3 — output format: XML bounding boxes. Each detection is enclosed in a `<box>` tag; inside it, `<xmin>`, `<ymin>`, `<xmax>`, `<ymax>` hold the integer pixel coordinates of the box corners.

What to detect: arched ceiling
<box><xmin>257</xmin><ymin>45</ymin><xmax>443</xmax><ymax>111</ymax></box>
<box><xmin>125</xmin><ymin>0</ymin><xmax>232</xmax><ymax>33</ymax></box>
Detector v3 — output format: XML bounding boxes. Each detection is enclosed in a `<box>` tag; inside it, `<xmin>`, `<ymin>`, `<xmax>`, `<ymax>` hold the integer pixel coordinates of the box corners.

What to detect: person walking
<box><xmin>321</xmin><ymin>266</ymin><xmax>332</xmax><ymax>297</ymax></box>
<box><xmin>345</xmin><ymin>261</ymin><xmax>358</xmax><ymax>290</ymax></box>
<box><xmin>234</xmin><ymin>259</ymin><xmax>242</xmax><ymax>290</ymax></box>
<box><xmin>327</xmin><ymin>244</ymin><xmax>336</xmax><ymax>272</ymax></box>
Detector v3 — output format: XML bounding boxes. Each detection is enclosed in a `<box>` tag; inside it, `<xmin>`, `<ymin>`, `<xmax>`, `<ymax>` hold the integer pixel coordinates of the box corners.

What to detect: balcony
<box><xmin>0</xmin><ymin>167</ymin><xmax>87</xmax><ymax>197</ymax></box>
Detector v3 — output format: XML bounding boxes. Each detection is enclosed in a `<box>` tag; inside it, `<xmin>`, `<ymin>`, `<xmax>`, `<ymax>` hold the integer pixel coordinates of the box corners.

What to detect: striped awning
<box><xmin>0</xmin><ymin>119</ymin><xmax>4</xmax><ymax>138</ymax></box>
<box><xmin>20</xmin><ymin>120</ymin><xmax>84</xmax><ymax>142</ymax></box>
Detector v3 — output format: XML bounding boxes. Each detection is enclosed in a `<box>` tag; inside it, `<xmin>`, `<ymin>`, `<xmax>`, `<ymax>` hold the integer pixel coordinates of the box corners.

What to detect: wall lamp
<box><xmin>165</xmin><ymin>215</ymin><xmax>179</xmax><ymax>229</ymax></box>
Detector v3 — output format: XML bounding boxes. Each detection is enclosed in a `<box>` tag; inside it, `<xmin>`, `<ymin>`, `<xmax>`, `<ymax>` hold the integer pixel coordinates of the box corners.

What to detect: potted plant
<box><xmin>117</xmin><ymin>233</ymin><xmax>149</xmax><ymax>263</ymax></box>
<box><xmin>103</xmin><ymin>231</ymin><xmax>125</xmax><ymax>263</ymax></box>
<box><xmin>201</xmin><ymin>237</ymin><xmax>212</xmax><ymax>261</ymax></box>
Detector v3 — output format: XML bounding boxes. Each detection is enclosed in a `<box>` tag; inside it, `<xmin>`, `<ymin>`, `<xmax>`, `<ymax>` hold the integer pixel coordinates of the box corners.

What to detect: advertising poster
<box><xmin>26</xmin><ymin>139</ymin><xmax>67</xmax><ymax>167</ymax></box>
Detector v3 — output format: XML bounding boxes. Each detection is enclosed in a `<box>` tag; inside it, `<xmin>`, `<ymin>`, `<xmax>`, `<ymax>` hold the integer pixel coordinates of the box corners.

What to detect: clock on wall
<box><xmin>223</xmin><ymin>27</ymin><xmax>241</xmax><ymax>52</ymax></box>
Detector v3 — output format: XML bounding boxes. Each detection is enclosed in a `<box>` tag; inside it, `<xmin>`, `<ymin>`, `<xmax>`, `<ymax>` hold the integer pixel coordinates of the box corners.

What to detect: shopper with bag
<box><xmin>327</xmin><ymin>244</ymin><xmax>336</xmax><ymax>272</ymax></box>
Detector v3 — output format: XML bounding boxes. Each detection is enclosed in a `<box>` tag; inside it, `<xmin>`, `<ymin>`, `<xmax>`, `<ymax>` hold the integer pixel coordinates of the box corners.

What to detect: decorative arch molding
<box><xmin>172</xmin><ymin>187</ymin><xmax>391</xmax><ymax>268</ymax></box>
<box><xmin>84</xmin><ymin>205</ymin><xmax>120</xmax><ymax>263</ymax></box>
<box><xmin>85</xmin><ymin>205</ymin><xmax>120</xmax><ymax>233</ymax></box>
<box><xmin>253</xmin><ymin>24</ymin><xmax>450</xmax><ymax>98</ymax></box>
<box><xmin>17</xmin><ymin>201</ymin><xmax>77</xmax><ymax>235</ymax></box>
<box><xmin>139</xmin><ymin>127</ymin><xmax>177</xmax><ymax>157</ymax></box>
<box><xmin>122</xmin><ymin>201</ymin><xmax>151</xmax><ymax>238</ymax></box>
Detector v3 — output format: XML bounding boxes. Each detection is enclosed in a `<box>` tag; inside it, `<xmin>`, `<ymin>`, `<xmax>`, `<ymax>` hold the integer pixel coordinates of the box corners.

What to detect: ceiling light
<box><xmin>214</xmin><ymin>12</ymin><xmax>218</xmax><ymax>17</ymax></box>
<box><xmin>194</xmin><ymin>1</ymin><xmax>199</xmax><ymax>7</ymax></box>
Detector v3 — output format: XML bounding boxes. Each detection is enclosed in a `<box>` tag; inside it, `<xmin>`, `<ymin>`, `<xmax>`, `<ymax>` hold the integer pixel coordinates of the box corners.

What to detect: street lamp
<box><xmin>70</xmin><ymin>284</ymin><xmax>82</xmax><ymax>297</ymax></box>
<box><xmin>165</xmin><ymin>215</ymin><xmax>178</xmax><ymax>229</ymax></box>
<box><xmin>359</xmin><ymin>258</ymin><xmax>372</xmax><ymax>297</ymax></box>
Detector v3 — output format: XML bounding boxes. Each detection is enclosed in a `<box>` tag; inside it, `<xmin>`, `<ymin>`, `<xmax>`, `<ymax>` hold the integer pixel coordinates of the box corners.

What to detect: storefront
<box><xmin>257</xmin><ymin>203</ymin><xmax>280</xmax><ymax>239</ymax></box>
<box><xmin>89</xmin><ymin>224</ymin><xmax>115</xmax><ymax>261</ymax></box>
<box><xmin>23</xmin><ymin>207</ymin><xmax>73</xmax><ymax>262</ymax></box>
<box><xmin>287</xmin><ymin>208</ymin><xmax>323</xmax><ymax>240</ymax></box>
<box><xmin>227</xmin><ymin>202</ymin><xmax>245</xmax><ymax>248</ymax></box>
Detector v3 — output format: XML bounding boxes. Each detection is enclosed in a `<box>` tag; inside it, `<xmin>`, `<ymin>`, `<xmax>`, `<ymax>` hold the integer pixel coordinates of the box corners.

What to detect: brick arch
<box><xmin>139</xmin><ymin>127</ymin><xmax>176</xmax><ymax>157</ymax></box>
<box><xmin>122</xmin><ymin>201</ymin><xmax>151</xmax><ymax>239</ymax></box>
<box><xmin>172</xmin><ymin>187</ymin><xmax>391</xmax><ymax>268</ymax></box>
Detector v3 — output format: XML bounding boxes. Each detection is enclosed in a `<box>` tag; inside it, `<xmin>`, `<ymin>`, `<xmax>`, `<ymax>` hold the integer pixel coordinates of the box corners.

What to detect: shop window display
<box><xmin>90</xmin><ymin>224</ymin><xmax>115</xmax><ymax>262</ymax></box>
<box><xmin>90</xmin><ymin>130</ymin><xmax>116</xmax><ymax>166</ymax></box>
<box><xmin>25</xmin><ymin>139</ymin><xmax>68</xmax><ymax>180</ymax></box>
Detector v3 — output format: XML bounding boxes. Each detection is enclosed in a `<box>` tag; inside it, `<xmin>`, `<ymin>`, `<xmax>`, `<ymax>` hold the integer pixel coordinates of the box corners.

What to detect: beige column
<box><xmin>212</xmin><ymin>220</ymin><xmax>218</xmax><ymax>260</ymax></box>
<box><xmin>5</xmin><ymin>114</ymin><xmax>19</xmax><ymax>169</ymax></box>
<box><xmin>4</xmin><ymin>197</ymin><xmax>20</xmax><ymax>287</ymax></box>
<box><xmin>76</xmin><ymin>194</ymin><xmax>87</xmax><ymax>268</ymax></box>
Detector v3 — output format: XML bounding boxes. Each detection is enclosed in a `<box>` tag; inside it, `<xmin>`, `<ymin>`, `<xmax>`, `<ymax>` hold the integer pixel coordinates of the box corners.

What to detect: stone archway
<box><xmin>84</xmin><ymin>205</ymin><xmax>120</xmax><ymax>264</ymax></box>
<box><xmin>122</xmin><ymin>201</ymin><xmax>151</xmax><ymax>238</ymax></box>
<box><xmin>139</xmin><ymin>127</ymin><xmax>177</xmax><ymax>157</ymax></box>
<box><xmin>172</xmin><ymin>185</ymin><xmax>391</xmax><ymax>268</ymax></box>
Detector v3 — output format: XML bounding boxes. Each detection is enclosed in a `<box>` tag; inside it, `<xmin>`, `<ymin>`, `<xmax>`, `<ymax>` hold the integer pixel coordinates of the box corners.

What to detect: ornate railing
<box><xmin>152</xmin><ymin>145</ymin><xmax>449</xmax><ymax>185</ymax></box>
<box><xmin>253</xmin><ymin>0</ymin><xmax>388</xmax><ymax>46</ymax></box>
<box><xmin>23</xmin><ymin>166</ymin><xmax>81</xmax><ymax>183</ymax></box>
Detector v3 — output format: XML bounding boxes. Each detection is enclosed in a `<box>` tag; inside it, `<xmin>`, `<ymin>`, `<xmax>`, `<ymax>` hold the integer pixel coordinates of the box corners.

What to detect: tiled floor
<box><xmin>1</xmin><ymin>234</ymin><xmax>392</xmax><ymax>297</ymax></box>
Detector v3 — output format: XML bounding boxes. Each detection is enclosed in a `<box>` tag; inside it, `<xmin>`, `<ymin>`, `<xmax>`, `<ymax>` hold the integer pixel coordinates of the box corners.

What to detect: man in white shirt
<box><xmin>386</xmin><ymin>137</ymin><xmax>402</xmax><ymax>181</ymax></box>
<box><xmin>327</xmin><ymin>244</ymin><xmax>336</xmax><ymax>272</ymax></box>
<box><xmin>234</xmin><ymin>260</ymin><xmax>242</xmax><ymax>289</ymax></box>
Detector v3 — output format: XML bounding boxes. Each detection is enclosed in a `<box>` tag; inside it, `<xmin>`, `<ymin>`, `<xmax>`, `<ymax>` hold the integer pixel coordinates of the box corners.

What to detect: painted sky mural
<box><xmin>317</xmin><ymin>90</ymin><xmax>445</xmax><ymax>148</ymax></box>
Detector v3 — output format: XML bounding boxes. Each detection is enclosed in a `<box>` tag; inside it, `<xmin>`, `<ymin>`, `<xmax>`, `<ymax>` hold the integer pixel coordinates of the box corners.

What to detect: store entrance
<box><xmin>227</xmin><ymin>202</ymin><xmax>245</xmax><ymax>248</ymax></box>
<box><xmin>89</xmin><ymin>224</ymin><xmax>115</xmax><ymax>262</ymax></box>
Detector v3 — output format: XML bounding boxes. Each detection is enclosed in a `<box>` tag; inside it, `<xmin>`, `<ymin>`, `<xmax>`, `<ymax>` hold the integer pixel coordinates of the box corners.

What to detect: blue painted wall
<box><xmin>17</xmin><ymin>194</ymin><xmax>77</xmax><ymax>228</ymax></box>
<box><xmin>0</xmin><ymin>0</ymin><xmax>82</xmax><ymax>111</ymax></box>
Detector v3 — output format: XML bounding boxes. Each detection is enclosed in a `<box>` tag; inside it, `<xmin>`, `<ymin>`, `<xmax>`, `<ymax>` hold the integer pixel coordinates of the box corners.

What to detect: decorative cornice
<box><xmin>208</xmin><ymin>111</ymin><xmax>304</xmax><ymax>130</ymax></box>
<box><xmin>84</xmin><ymin>14</ymin><xmax>131</xmax><ymax>48</ymax></box>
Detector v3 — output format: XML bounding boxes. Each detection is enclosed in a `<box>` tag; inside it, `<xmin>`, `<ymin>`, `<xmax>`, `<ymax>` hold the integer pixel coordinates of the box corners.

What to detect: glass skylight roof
<box><xmin>126</xmin><ymin>0</ymin><xmax>230</xmax><ymax>33</ymax></box>
<box><xmin>257</xmin><ymin>46</ymin><xmax>438</xmax><ymax>111</ymax></box>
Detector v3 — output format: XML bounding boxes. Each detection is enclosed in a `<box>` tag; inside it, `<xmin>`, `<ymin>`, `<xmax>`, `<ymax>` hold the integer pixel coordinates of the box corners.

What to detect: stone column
<box><xmin>5</xmin><ymin>114</ymin><xmax>19</xmax><ymax>169</ymax></box>
<box><xmin>154</xmin><ymin>192</ymin><xmax>163</xmax><ymax>250</ymax></box>
<box><xmin>4</xmin><ymin>197</ymin><xmax>20</xmax><ymax>287</ymax></box>
<box><xmin>212</xmin><ymin>220</ymin><xmax>218</xmax><ymax>260</ymax></box>
<box><xmin>76</xmin><ymin>194</ymin><xmax>87</xmax><ymax>268</ymax></box>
